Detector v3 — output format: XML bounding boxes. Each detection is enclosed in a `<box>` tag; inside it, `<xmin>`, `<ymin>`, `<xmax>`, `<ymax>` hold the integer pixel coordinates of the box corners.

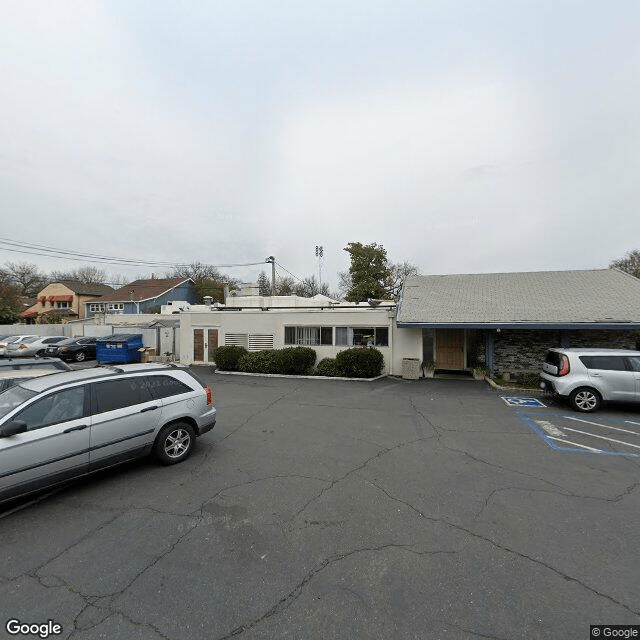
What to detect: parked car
<box><xmin>0</xmin><ymin>363</ymin><xmax>217</xmax><ymax>504</ymax></box>
<box><xmin>0</xmin><ymin>357</ymin><xmax>72</xmax><ymax>392</ymax></box>
<box><xmin>0</xmin><ymin>335</ymin><xmax>39</xmax><ymax>357</ymax></box>
<box><xmin>540</xmin><ymin>348</ymin><xmax>640</xmax><ymax>412</ymax></box>
<box><xmin>44</xmin><ymin>336</ymin><xmax>98</xmax><ymax>362</ymax></box>
<box><xmin>4</xmin><ymin>336</ymin><xmax>67</xmax><ymax>358</ymax></box>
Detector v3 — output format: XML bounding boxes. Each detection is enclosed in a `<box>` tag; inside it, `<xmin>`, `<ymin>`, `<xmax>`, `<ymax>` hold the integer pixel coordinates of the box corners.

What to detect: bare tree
<box><xmin>610</xmin><ymin>250</ymin><xmax>640</xmax><ymax>279</ymax></box>
<box><xmin>0</xmin><ymin>262</ymin><xmax>47</xmax><ymax>296</ymax></box>
<box><xmin>384</xmin><ymin>261</ymin><xmax>419</xmax><ymax>301</ymax></box>
<box><xmin>50</xmin><ymin>266</ymin><xmax>107</xmax><ymax>284</ymax></box>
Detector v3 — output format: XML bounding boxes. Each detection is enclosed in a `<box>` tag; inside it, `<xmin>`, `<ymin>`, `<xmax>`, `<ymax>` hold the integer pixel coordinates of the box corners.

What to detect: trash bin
<box><xmin>96</xmin><ymin>334</ymin><xmax>144</xmax><ymax>364</ymax></box>
<box><xmin>402</xmin><ymin>358</ymin><xmax>421</xmax><ymax>380</ymax></box>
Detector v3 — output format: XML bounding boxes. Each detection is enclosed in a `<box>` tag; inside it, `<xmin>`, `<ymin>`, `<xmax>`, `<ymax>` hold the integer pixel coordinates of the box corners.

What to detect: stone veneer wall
<box><xmin>492</xmin><ymin>329</ymin><xmax>639</xmax><ymax>376</ymax></box>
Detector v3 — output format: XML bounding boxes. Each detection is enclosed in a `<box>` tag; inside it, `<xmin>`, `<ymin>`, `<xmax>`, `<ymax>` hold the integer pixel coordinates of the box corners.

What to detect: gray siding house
<box><xmin>397</xmin><ymin>269</ymin><xmax>640</xmax><ymax>377</ymax></box>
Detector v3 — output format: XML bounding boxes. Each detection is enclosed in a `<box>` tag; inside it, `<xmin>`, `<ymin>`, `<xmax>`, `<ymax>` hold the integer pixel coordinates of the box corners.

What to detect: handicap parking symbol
<box><xmin>501</xmin><ymin>396</ymin><xmax>547</xmax><ymax>408</ymax></box>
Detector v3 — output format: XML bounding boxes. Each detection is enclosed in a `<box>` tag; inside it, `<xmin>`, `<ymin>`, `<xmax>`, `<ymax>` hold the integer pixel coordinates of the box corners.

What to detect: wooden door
<box><xmin>436</xmin><ymin>329</ymin><xmax>465</xmax><ymax>370</ymax></box>
<box><xmin>207</xmin><ymin>329</ymin><xmax>218</xmax><ymax>362</ymax></box>
<box><xmin>193</xmin><ymin>329</ymin><xmax>204</xmax><ymax>361</ymax></box>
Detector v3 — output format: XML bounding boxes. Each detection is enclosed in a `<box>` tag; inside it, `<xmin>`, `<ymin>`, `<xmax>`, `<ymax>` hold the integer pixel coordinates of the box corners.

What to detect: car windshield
<box><xmin>0</xmin><ymin>386</ymin><xmax>38</xmax><ymax>421</ymax></box>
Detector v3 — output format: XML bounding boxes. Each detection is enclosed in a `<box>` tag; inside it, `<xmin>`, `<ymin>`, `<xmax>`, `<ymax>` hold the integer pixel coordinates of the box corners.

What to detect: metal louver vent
<box><xmin>248</xmin><ymin>334</ymin><xmax>274</xmax><ymax>351</ymax></box>
<box><xmin>225</xmin><ymin>334</ymin><xmax>248</xmax><ymax>348</ymax></box>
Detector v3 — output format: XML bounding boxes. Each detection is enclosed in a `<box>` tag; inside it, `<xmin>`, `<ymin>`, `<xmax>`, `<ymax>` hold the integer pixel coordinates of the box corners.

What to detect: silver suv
<box><xmin>540</xmin><ymin>348</ymin><xmax>640</xmax><ymax>412</ymax></box>
<box><xmin>0</xmin><ymin>364</ymin><xmax>216</xmax><ymax>504</ymax></box>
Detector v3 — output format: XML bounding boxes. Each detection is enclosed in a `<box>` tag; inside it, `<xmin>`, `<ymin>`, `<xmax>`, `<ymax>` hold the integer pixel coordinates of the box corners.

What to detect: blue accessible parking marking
<box><xmin>501</xmin><ymin>396</ymin><xmax>547</xmax><ymax>408</ymax></box>
<box><xmin>517</xmin><ymin>412</ymin><xmax>640</xmax><ymax>458</ymax></box>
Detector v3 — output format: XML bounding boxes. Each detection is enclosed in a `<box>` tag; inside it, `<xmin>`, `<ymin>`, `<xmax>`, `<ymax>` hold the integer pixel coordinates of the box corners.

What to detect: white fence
<box><xmin>0</xmin><ymin>324</ymin><xmax>180</xmax><ymax>357</ymax></box>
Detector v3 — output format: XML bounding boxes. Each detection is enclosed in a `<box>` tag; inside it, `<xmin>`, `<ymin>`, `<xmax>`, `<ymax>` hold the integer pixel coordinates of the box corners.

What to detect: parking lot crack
<box><xmin>366</xmin><ymin>483</ymin><xmax>640</xmax><ymax>617</ymax></box>
<box><xmin>289</xmin><ymin>437</ymin><xmax>433</xmax><ymax>522</ymax></box>
<box><xmin>220</xmin><ymin>384</ymin><xmax>305</xmax><ymax>442</ymax></box>
<box><xmin>214</xmin><ymin>543</ymin><xmax>423</xmax><ymax>640</ymax></box>
<box><xmin>475</xmin><ymin>482</ymin><xmax>640</xmax><ymax>519</ymax></box>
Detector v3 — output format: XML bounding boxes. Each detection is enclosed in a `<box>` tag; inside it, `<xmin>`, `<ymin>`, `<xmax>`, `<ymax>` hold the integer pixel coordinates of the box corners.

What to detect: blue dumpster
<box><xmin>96</xmin><ymin>334</ymin><xmax>144</xmax><ymax>364</ymax></box>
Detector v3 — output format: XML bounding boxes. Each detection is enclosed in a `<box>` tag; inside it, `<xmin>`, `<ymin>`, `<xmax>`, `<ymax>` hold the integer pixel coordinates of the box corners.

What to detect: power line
<box><xmin>275</xmin><ymin>261</ymin><xmax>304</xmax><ymax>283</ymax></box>
<box><xmin>0</xmin><ymin>236</ymin><xmax>266</xmax><ymax>270</ymax></box>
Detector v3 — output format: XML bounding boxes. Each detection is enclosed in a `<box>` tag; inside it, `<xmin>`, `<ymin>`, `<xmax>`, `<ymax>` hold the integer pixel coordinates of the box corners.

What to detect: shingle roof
<box><xmin>58</xmin><ymin>281</ymin><xmax>114</xmax><ymax>296</ymax></box>
<box><xmin>92</xmin><ymin>277</ymin><xmax>192</xmax><ymax>303</ymax></box>
<box><xmin>397</xmin><ymin>269</ymin><xmax>640</xmax><ymax>327</ymax></box>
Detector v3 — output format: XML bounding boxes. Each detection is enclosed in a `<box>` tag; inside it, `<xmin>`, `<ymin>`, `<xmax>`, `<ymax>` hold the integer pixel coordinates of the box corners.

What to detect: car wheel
<box><xmin>35</xmin><ymin>350</ymin><xmax>45</xmax><ymax>358</ymax></box>
<box><xmin>154</xmin><ymin>422</ymin><xmax>196</xmax><ymax>465</ymax></box>
<box><xmin>74</xmin><ymin>351</ymin><xmax>86</xmax><ymax>362</ymax></box>
<box><xmin>569</xmin><ymin>387</ymin><xmax>601</xmax><ymax>413</ymax></box>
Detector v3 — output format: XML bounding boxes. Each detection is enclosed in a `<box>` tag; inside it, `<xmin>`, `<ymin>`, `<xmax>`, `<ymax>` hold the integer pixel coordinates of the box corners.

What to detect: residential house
<box><xmin>85</xmin><ymin>277</ymin><xmax>197</xmax><ymax>318</ymax></box>
<box><xmin>396</xmin><ymin>269</ymin><xmax>640</xmax><ymax>377</ymax></box>
<box><xmin>21</xmin><ymin>281</ymin><xmax>114</xmax><ymax>324</ymax></box>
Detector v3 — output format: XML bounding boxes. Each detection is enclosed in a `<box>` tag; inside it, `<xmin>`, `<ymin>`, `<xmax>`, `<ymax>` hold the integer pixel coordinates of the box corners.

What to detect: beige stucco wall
<box><xmin>179</xmin><ymin>307</ymin><xmax>402</xmax><ymax>373</ymax></box>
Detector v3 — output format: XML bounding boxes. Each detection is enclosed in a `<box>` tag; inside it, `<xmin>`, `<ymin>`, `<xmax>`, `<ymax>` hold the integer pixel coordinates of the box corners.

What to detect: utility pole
<box><xmin>265</xmin><ymin>256</ymin><xmax>275</xmax><ymax>295</ymax></box>
<box><xmin>315</xmin><ymin>245</ymin><xmax>324</xmax><ymax>287</ymax></box>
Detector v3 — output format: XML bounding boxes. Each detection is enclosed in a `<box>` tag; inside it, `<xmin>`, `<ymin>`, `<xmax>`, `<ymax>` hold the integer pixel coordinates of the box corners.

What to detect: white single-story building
<box><xmin>178</xmin><ymin>295</ymin><xmax>415</xmax><ymax>374</ymax></box>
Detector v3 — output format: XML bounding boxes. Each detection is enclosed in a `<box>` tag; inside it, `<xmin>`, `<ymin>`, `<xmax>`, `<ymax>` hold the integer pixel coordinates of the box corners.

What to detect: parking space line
<box><xmin>546</xmin><ymin>436</ymin><xmax>602</xmax><ymax>453</ymax></box>
<box><xmin>564</xmin><ymin>416</ymin><xmax>640</xmax><ymax>436</ymax></box>
<box><xmin>625</xmin><ymin>420</ymin><xmax>640</xmax><ymax>426</ymax></box>
<box><xmin>563</xmin><ymin>427</ymin><xmax>640</xmax><ymax>450</ymax></box>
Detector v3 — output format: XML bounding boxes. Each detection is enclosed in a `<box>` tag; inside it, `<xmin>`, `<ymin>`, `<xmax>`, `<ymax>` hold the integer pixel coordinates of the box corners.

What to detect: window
<box><xmin>16</xmin><ymin>386</ymin><xmax>86</xmax><ymax>430</ymax></box>
<box><xmin>147</xmin><ymin>375</ymin><xmax>192</xmax><ymax>400</ymax></box>
<box><xmin>284</xmin><ymin>327</ymin><xmax>332</xmax><ymax>346</ymax></box>
<box><xmin>54</xmin><ymin>301</ymin><xmax>70</xmax><ymax>309</ymax></box>
<box><xmin>107</xmin><ymin>303</ymin><xmax>124</xmax><ymax>313</ymax></box>
<box><xmin>626</xmin><ymin>356</ymin><xmax>640</xmax><ymax>372</ymax></box>
<box><xmin>579</xmin><ymin>356</ymin><xmax>628</xmax><ymax>371</ymax></box>
<box><xmin>335</xmin><ymin>327</ymin><xmax>389</xmax><ymax>347</ymax></box>
<box><xmin>42</xmin><ymin>337</ymin><xmax>66</xmax><ymax>344</ymax></box>
<box><xmin>92</xmin><ymin>378</ymin><xmax>153</xmax><ymax>413</ymax></box>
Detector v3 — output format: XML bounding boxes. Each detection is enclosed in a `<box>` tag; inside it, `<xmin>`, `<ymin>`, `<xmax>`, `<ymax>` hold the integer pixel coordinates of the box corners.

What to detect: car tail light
<box><xmin>18</xmin><ymin>344</ymin><xmax>28</xmax><ymax>349</ymax></box>
<box><xmin>59</xmin><ymin>347</ymin><xmax>68</xmax><ymax>352</ymax></box>
<box><xmin>558</xmin><ymin>355</ymin><xmax>570</xmax><ymax>376</ymax></box>
<box><xmin>204</xmin><ymin>386</ymin><xmax>213</xmax><ymax>405</ymax></box>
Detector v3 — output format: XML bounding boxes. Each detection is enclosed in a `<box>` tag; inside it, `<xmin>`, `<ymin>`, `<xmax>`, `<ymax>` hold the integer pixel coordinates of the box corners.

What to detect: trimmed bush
<box><xmin>276</xmin><ymin>347</ymin><xmax>317</xmax><ymax>374</ymax></box>
<box><xmin>335</xmin><ymin>347</ymin><xmax>384</xmax><ymax>378</ymax></box>
<box><xmin>237</xmin><ymin>350</ymin><xmax>281</xmax><ymax>374</ymax></box>
<box><xmin>315</xmin><ymin>357</ymin><xmax>342</xmax><ymax>377</ymax></box>
<box><xmin>214</xmin><ymin>345</ymin><xmax>248</xmax><ymax>371</ymax></box>
<box><xmin>237</xmin><ymin>346</ymin><xmax>317</xmax><ymax>375</ymax></box>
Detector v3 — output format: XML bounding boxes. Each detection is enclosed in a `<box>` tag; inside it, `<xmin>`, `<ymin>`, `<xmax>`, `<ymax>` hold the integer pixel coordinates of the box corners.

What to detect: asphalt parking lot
<box><xmin>1</xmin><ymin>370</ymin><xmax>639</xmax><ymax>640</ymax></box>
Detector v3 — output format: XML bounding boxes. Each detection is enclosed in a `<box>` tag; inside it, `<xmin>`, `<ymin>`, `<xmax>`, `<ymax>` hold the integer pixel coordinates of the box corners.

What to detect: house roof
<box><xmin>91</xmin><ymin>277</ymin><xmax>193</xmax><ymax>304</ymax></box>
<box><xmin>397</xmin><ymin>269</ymin><xmax>640</xmax><ymax>329</ymax></box>
<box><xmin>54</xmin><ymin>281</ymin><xmax>115</xmax><ymax>296</ymax></box>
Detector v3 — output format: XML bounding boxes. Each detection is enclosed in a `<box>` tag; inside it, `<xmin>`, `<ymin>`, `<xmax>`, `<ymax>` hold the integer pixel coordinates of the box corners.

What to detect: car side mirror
<box><xmin>0</xmin><ymin>420</ymin><xmax>28</xmax><ymax>437</ymax></box>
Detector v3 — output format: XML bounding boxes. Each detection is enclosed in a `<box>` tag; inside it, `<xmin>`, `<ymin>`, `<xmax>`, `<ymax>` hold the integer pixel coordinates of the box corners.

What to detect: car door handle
<box><xmin>140</xmin><ymin>405</ymin><xmax>159</xmax><ymax>413</ymax></box>
<box><xmin>64</xmin><ymin>424</ymin><xmax>88</xmax><ymax>433</ymax></box>
<box><xmin>591</xmin><ymin>373</ymin><xmax>601</xmax><ymax>377</ymax></box>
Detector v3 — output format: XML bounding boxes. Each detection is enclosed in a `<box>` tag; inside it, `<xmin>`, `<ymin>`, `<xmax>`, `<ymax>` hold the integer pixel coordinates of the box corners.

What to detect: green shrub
<box><xmin>214</xmin><ymin>345</ymin><xmax>248</xmax><ymax>371</ymax></box>
<box><xmin>275</xmin><ymin>346</ymin><xmax>317</xmax><ymax>374</ymax></box>
<box><xmin>315</xmin><ymin>358</ymin><xmax>342</xmax><ymax>377</ymax></box>
<box><xmin>236</xmin><ymin>347</ymin><xmax>316</xmax><ymax>375</ymax></box>
<box><xmin>237</xmin><ymin>350</ymin><xmax>280</xmax><ymax>374</ymax></box>
<box><xmin>335</xmin><ymin>347</ymin><xmax>384</xmax><ymax>378</ymax></box>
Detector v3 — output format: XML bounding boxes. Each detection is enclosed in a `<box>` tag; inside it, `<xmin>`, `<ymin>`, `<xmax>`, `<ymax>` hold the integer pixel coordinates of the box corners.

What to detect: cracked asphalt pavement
<box><xmin>1</xmin><ymin>371</ymin><xmax>639</xmax><ymax>639</ymax></box>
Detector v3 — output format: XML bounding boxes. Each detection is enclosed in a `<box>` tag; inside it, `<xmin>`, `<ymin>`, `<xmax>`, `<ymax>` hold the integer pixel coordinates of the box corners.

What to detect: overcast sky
<box><xmin>1</xmin><ymin>1</ymin><xmax>639</xmax><ymax>292</ymax></box>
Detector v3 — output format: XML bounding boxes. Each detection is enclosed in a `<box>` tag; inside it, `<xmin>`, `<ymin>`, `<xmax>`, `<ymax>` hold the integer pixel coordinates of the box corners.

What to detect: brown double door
<box><xmin>193</xmin><ymin>329</ymin><xmax>218</xmax><ymax>363</ymax></box>
<box><xmin>435</xmin><ymin>329</ymin><xmax>465</xmax><ymax>370</ymax></box>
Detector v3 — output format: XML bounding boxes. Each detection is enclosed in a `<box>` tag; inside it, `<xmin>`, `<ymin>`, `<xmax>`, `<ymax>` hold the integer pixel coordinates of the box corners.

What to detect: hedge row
<box><xmin>214</xmin><ymin>345</ymin><xmax>384</xmax><ymax>378</ymax></box>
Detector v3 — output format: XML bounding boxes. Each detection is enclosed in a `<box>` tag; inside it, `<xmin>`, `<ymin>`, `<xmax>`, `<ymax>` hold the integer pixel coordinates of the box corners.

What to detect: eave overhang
<box><xmin>396</xmin><ymin>322</ymin><xmax>640</xmax><ymax>330</ymax></box>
